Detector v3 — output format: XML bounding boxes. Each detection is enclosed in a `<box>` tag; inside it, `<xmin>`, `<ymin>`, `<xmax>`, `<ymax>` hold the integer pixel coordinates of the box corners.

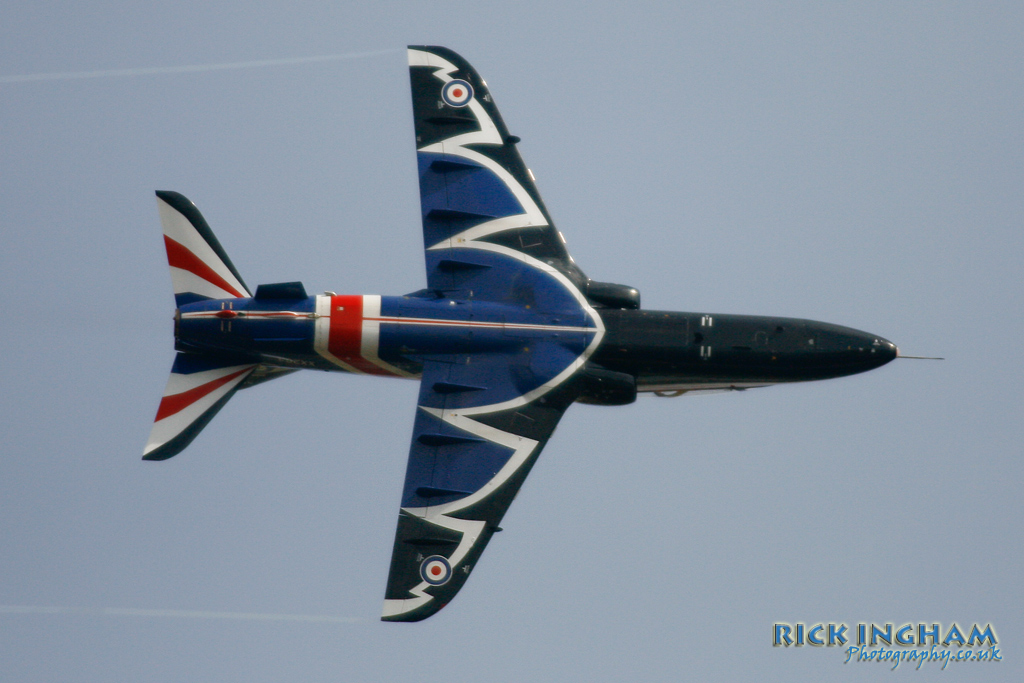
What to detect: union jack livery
<box><xmin>145</xmin><ymin>46</ymin><xmax>900</xmax><ymax>622</ymax></box>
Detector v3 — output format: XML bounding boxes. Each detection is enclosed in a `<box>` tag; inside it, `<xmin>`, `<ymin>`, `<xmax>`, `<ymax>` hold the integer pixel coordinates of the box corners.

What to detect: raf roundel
<box><xmin>441</xmin><ymin>79</ymin><xmax>474</xmax><ymax>108</ymax></box>
<box><xmin>420</xmin><ymin>555</ymin><xmax>452</xmax><ymax>586</ymax></box>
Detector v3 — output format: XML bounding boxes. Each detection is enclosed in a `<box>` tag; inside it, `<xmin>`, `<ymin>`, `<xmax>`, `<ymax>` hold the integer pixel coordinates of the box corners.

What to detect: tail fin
<box><xmin>146</xmin><ymin>191</ymin><xmax>255</xmax><ymax>460</ymax></box>
<box><xmin>143</xmin><ymin>353</ymin><xmax>257</xmax><ymax>460</ymax></box>
<box><xmin>146</xmin><ymin>192</ymin><xmax>300</xmax><ymax>460</ymax></box>
<box><xmin>156</xmin><ymin>191</ymin><xmax>250</xmax><ymax>306</ymax></box>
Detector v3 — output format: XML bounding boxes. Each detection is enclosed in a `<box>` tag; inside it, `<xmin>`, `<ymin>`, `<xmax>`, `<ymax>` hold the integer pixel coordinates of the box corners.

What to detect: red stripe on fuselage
<box><xmin>328</xmin><ymin>295</ymin><xmax>394</xmax><ymax>376</ymax></box>
<box><xmin>164</xmin><ymin>236</ymin><xmax>247</xmax><ymax>299</ymax></box>
<box><xmin>154</xmin><ymin>367</ymin><xmax>251</xmax><ymax>422</ymax></box>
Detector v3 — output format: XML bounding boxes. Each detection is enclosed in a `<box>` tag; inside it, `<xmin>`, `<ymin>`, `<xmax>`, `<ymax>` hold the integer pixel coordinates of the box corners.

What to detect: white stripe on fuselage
<box><xmin>360</xmin><ymin>295</ymin><xmax>416</xmax><ymax>378</ymax></box>
<box><xmin>181</xmin><ymin>309</ymin><xmax>595</xmax><ymax>334</ymax></box>
<box><xmin>368</xmin><ymin>316</ymin><xmax>594</xmax><ymax>334</ymax></box>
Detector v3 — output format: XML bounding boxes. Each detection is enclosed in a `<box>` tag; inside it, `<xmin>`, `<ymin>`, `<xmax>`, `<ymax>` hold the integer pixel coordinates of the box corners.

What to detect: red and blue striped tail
<box><xmin>156</xmin><ymin>191</ymin><xmax>250</xmax><ymax>307</ymax></box>
<box><xmin>145</xmin><ymin>191</ymin><xmax>257</xmax><ymax>461</ymax></box>
<box><xmin>143</xmin><ymin>352</ymin><xmax>257</xmax><ymax>461</ymax></box>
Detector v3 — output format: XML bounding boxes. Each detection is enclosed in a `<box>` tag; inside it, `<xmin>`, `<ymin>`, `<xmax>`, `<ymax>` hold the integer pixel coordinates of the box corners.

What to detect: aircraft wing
<box><xmin>408</xmin><ymin>45</ymin><xmax>587</xmax><ymax>297</ymax></box>
<box><xmin>382</xmin><ymin>47</ymin><xmax>606</xmax><ymax>621</ymax></box>
<box><xmin>382</xmin><ymin>356</ymin><xmax>581</xmax><ymax>621</ymax></box>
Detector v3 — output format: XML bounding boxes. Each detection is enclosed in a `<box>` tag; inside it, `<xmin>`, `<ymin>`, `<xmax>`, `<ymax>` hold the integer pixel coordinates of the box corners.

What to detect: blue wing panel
<box><xmin>409</xmin><ymin>45</ymin><xmax>588</xmax><ymax>288</ymax></box>
<box><xmin>401</xmin><ymin>365</ymin><xmax>516</xmax><ymax>509</ymax></box>
<box><xmin>398</xmin><ymin>336</ymin><xmax>591</xmax><ymax>507</ymax></box>
<box><xmin>421</xmin><ymin>245</ymin><xmax>586</xmax><ymax>309</ymax></box>
<box><xmin>418</xmin><ymin>152</ymin><xmax>523</xmax><ymax>250</ymax></box>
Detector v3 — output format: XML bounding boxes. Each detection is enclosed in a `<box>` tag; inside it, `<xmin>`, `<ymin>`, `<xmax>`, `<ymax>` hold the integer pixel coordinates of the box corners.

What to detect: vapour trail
<box><xmin>0</xmin><ymin>49</ymin><xmax>398</xmax><ymax>84</ymax></box>
<box><xmin>0</xmin><ymin>604</ymin><xmax>361</xmax><ymax>623</ymax></box>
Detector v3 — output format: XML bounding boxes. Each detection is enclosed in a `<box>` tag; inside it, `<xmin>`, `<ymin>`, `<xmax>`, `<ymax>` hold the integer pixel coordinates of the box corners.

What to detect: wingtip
<box><xmin>141</xmin><ymin>451</ymin><xmax>173</xmax><ymax>462</ymax></box>
<box><xmin>381</xmin><ymin>596</ymin><xmax>439</xmax><ymax>623</ymax></box>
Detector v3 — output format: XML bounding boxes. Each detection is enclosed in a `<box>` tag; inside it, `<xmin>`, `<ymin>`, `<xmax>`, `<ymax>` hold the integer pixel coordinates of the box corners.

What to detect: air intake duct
<box><xmin>576</xmin><ymin>365</ymin><xmax>637</xmax><ymax>406</ymax></box>
<box><xmin>585</xmin><ymin>280</ymin><xmax>641</xmax><ymax>309</ymax></box>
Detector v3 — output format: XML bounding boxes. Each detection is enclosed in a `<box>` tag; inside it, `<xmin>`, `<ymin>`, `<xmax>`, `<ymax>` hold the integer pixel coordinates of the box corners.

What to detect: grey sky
<box><xmin>1</xmin><ymin>3</ymin><xmax>1021</xmax><ymax>681</ymax></box>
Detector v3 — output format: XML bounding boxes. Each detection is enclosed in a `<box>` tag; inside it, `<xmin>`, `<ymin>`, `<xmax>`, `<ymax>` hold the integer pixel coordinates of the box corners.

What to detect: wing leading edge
<box><xmin>382</xmin><ymin>47</ymin><xmax>605</xmax><ymax>621</ymax></box>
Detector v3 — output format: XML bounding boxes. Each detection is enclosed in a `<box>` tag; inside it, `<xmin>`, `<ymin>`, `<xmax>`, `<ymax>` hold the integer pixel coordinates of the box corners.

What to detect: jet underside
<box><xmin>143</xmin><ymin>45</ymin><xmax>897</xmax><ymax>623</ymax></box>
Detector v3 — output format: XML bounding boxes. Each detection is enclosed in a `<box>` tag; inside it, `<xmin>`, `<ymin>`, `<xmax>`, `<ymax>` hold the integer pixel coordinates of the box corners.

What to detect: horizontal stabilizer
<box><xmin>143</xmin><ymin>353</ymin><xmax>257</xmax><ymax>461</ymax></box>
<box><xmin>156</xmin><ymin>191</ymin><xmax>250</xmax><ymax>306</ymax></box>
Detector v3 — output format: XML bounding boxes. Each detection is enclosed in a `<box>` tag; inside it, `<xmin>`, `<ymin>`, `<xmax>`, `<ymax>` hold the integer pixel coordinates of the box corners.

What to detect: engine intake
<box><xmin>585</xmin><ymin>280</ymin><xmax>641</xmax><ymax>309</ymax></box>
<box><xmin>576</xmin><ymin>366</ymin><xmax>637</xmax><ymax>406</ymax></box>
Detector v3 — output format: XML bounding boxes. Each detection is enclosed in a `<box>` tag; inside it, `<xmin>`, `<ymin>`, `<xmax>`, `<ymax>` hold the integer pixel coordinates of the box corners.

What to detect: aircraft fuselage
<box><xmin>174</xmin><ymin>293</ymin><xmax>897</xmax><ymax>395</ymax></box>
<box><xmin>595</xmin><ymin>309</ymin><xmax>897</xmax><ymax>392</ymax></box>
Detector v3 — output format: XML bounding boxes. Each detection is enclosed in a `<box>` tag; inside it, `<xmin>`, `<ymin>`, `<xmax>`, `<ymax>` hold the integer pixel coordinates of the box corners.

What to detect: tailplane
<box><xmin>156</xmin><ymin>190</ymin><xmax>250</xmax><ymax>306</ymax></box>
<box><xmin>146</xmin><ymin>192</ymin><xmax>266</xmax><ymax>461</ymax></box>
<box><xmin>145</xmin><ymin>192</ymin><xmax>299</xmax><ymax>460</ymax></box>
<box><xmin>143</xmin><ymin>352</ymin><xmax>257</xmax><ymax>461</ymax></box>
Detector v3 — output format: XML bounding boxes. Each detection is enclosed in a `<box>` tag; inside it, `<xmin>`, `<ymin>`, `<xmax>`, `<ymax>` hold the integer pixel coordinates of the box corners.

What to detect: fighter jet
<box><xmin>143</xmin><ymin>46</ymin><xmax>898</xmax><ymax>622</ymax></box>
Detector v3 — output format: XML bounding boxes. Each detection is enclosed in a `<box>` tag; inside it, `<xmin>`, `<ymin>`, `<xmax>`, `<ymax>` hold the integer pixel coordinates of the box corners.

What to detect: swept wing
<box><xmin>382</xmin><ymin>47</ymin><xmax>604</xmax><ymax>621</ymax></box>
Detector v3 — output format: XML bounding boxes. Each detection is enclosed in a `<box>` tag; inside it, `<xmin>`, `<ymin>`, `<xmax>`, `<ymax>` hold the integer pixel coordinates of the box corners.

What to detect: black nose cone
<box><xmin>803</xmin><ymin>322</ymin><xmax>899</xmax><ymax>379</ymax></box>
<box><xmin>878</xmin><ymin>338</ymin><xmax>898</xmax><ymax>362</ymax></box>
<box><xmin>872</xmin><ymin>337</ymin><xmax>899</xmax><ymax>368</ymax></box>
<box><xmin>845</xmin><ymin>331</ymin><xmax>898</xmax><ymax>370</ymax></box>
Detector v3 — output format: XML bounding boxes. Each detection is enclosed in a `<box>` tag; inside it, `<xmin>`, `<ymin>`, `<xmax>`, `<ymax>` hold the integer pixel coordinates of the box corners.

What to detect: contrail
<box><xmin>0</xmin><ymin>48</ymin><xmax>398</xmax><ymax>84</ymax></box>
<box><xmin>1</xmin><ymin>604</ymin><xmax>361</xmax><ymax>623</ymax></box>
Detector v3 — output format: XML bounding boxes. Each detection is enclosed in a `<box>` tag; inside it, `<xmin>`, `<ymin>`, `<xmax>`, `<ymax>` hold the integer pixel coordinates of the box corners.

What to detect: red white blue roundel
<box><xmin>420</xmin><ymin>555</ymin><xmax>452</xmax><ymax>585</ymax></box>
<box><xmin>441</xmin><ymin>79</ymin><xmax>474</xmax><ymax>108</ymax></box>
